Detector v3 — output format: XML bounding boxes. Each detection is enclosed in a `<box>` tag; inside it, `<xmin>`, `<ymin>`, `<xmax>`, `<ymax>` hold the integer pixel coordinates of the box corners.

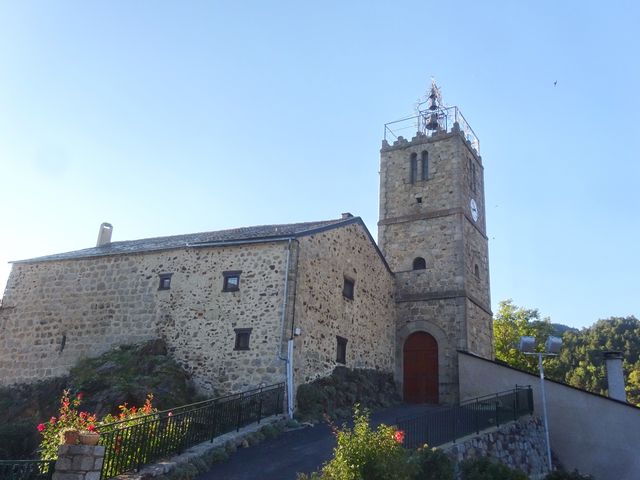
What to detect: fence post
<box><xmin>276</xmin><ymin>384</ymin><xmax>283</xmax><ymax>415</ymax></box>
<box><xmin>236</xmin><ymin>394</ymin><xmax>244</xmax><ymax>432</ymax></box>
<box><xmin>495</xmin><ymin>394</ymin><xmax>500</xmax><ymax>427</ymax></box>
<box><xmin>258</xmin><ymin>386</ymin><xmax>264</xmax><ymax>424</ymax></box>
<box><xmin>452</xmin><ymin>408</ymin><xmax>457</xmax><ymax>443</ymax></box>
<box><xmin>210</xmin><ymin>402</ymin><xmax>218</xmax><ymax>443</ymax></box>
<box><xmin>475</xmin><ymin>397</ymin><xmax>480</xmax><ymax>434</ymax></box>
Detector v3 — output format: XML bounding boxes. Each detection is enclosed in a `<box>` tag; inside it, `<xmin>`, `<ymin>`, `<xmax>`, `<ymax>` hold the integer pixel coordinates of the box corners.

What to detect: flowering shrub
<box><xmin>37</xmin><ymin>390</ymin><xmax>97</xmax><ymax>460</ymax></box>
<box><xmin>303</xmin><ymin>405</ymin><xmax>415</xmax><ymax>480</ymax></box>
<box><xmin>413</xmin><ymin>446</ymin><xmax>454</xmax><ymax>480</ymax></box>
<box><xmin>100</xmin><ymin>394</ymin><xmax>156</xmax><ymax>426</ymax></box>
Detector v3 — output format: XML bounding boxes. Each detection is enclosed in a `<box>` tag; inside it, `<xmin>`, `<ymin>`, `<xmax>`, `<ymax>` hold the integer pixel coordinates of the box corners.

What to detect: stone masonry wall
<box><xmin>292</xmin><ymin>223</ymin><xmax>395</xmax><ymax>390</ymax></box>
<box><xmin>52</xmin><ymin>444</ymin><xmax>105</xmax><ymax>480</ymax></box>
<box><xmin>0</xmin><ymin>242</ymin><xmax>289</xmax><ymax>395</ymax></box>
<box><xmin>440</xmin><ymin>416</ymin><xmax>549</xmax><ymax>480</ymax></box>
<box><xmin>379</xmin><ymin>129</ymin><xmax>493</xmax><ymax>404</ymax></box>
<box><xmin>395</xmin><ymin>297</ymin><xmax>465</xmax><ymax>404</ymax></box>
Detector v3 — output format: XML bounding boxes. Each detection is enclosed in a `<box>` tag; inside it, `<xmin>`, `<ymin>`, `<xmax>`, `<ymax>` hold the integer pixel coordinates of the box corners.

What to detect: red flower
<box><xmin>394</xmin><ymin>430</ymin><xmax>405</xmax><ymax>443</ymax></box>
<box><xmin>49</xmin><ymin>417</ymin><xmax>56</xmax><ymax>424</ymax></box>
<box><xmin>77</xmin><ymin>392</ymin><xmax>84</xmax><ymax>400</ymax></box>
<box><xmin>87</xmin><ymin>424</ymin><xmax>96</xmax><ymax>432</ymax></box>
<box><xmin>37</xmin><ymin>423</ymin><xmax>45</xmax><ymax>432</ymax></box>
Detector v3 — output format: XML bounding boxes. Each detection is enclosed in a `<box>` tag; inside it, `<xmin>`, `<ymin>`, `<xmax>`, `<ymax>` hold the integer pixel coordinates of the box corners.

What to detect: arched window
<box><xmin>413</xmin><ymin>257</ymin><xmax>426</xmax><ymax>270</ymax></box>
<box><xmin>410</xmin><ymin>153</ymin><xmax>418</xmax><ymax>184</ymax></box>
<box><xmin>421</xmin><ymin>151</ymin><xmax>429</xmax><ymax>181</ymax></box>
<box><xmin>474</xmin><ymin>264</ymin><xmax>480</xmax><ymax>279</ymax></box>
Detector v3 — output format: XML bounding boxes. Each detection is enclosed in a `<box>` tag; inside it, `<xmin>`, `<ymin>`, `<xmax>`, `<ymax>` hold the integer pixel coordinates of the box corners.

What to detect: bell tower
<box><xmin>379</xmin><ymin>82</ymin><xmax>493</xmax><ymax>404</ymax></box>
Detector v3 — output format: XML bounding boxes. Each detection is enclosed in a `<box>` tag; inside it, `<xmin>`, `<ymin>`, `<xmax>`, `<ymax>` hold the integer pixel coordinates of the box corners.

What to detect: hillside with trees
<box><xmin>494</xmin><ymin>300</ymin><xmax>640</xmax><ymax>406</ymax></box>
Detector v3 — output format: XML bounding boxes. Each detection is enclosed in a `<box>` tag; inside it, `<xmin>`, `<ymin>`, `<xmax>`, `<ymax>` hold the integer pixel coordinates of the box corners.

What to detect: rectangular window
<box><xmin>223</xmin><ymin>270</ymin><xmax>242</xmax><ymax>292</ymax></box>
<box><xmin>336</xmin><ymin>336</ymin><xmax>347</xmax><ymax>364</ymax></box>
<box><xmin>342</xmin><ymin>277</ymin><xmax>355</xmax><ymax>300</ymax></box>
<box><xmin>234</xmin><ymin>328</ymin><xmax>252</xmax><ymax>350</ymax></box>
<box><xmin>158</xmin><ymin>273</ymin><xmax>173</xmax><ymax>290</ymax></box>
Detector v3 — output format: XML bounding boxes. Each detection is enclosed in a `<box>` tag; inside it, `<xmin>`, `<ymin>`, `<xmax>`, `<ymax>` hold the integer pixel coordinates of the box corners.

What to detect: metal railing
<box><xmin>0</xmin><ymin>460</ymin><xmax>55</xmax><ymax>480</ymax></box>
<box><xmin>98</xmin><ymin>382</ymin><xmax>284</xmax><ymax>479</ymax></box>
<box><xmin>396</xmin><ymin>386</ymin><xmax>533</xmax><ymax>449</ymax></box>
<box><xmin>384</xmin><ymin>105</ymin><xmax>480</xmax><ymax>153</ymax></box>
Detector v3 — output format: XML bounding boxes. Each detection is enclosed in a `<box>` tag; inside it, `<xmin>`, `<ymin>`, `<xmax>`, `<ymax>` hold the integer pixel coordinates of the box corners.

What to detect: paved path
<box><xmin>196</xmin><ymin>403</ymin><xmax>441</xmax><ymax>480</ymax></box>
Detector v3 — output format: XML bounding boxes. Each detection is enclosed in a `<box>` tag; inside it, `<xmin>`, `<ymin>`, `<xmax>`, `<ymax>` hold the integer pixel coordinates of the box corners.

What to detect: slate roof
<box><xmin>14</xmin><ymin>217</ymin><xmax>357</xmax><ymax>264</ymax></box>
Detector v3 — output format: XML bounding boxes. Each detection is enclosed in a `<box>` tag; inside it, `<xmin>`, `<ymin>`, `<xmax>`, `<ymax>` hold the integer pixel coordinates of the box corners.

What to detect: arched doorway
<box><xmin>403</xmin><ymin>331</ymin><xmax>439</xmax><ymax>403</ymax></box>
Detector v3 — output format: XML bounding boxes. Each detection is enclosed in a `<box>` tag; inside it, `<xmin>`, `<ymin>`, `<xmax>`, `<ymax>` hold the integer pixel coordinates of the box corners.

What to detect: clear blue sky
<box><xmin>1</xmin><ymin>1</ymin><xmax>638</xmax><ymax>329</ymax></box>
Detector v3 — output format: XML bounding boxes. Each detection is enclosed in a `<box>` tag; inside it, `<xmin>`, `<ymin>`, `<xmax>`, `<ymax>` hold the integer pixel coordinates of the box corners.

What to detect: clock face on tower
<box><xmin>470</xmin><ymin>198</ymin><xmax>479</xmax><ymax>222</ymax></box>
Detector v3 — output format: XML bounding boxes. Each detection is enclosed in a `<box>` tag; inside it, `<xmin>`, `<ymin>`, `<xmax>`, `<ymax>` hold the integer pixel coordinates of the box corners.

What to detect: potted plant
<box><xmin>79</xmin><ymin>429</ymin><xmax>100</xmax><ymax>445</ymax></box>
<box><xmin>59</xmin><ymin>427</ymin><xmax>80</xmax><ymax>445</ymax></box>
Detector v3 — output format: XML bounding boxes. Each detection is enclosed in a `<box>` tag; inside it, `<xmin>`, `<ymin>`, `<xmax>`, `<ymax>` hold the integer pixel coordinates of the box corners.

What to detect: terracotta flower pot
<box><xmin>62</xmin><ymin>430</ymin><xmax>80</xmax><ymax>445</ymax></box>
<box><xmin>79</xmin><ymin>431</ymin><xmax>100</xmax><ymax>446</ymax></box>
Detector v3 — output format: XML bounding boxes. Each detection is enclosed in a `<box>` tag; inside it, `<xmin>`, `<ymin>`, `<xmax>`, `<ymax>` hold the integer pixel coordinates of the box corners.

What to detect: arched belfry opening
<box><xmin>403</xmin><ymin>331</ymin><xmax>439</xmax><ymax>404</ymax></box>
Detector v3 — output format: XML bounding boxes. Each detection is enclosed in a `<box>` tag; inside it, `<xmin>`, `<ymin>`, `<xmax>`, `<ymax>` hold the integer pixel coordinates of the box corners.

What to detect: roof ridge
<box><xmin>12</xmin><ymin>217</ymin><xmax>356</xmax><ymax>264</ymax></box>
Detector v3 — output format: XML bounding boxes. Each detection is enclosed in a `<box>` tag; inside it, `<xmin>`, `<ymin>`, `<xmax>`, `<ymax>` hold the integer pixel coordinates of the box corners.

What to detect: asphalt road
<box><xmin>196</xmin><ymin>403</ymin><xmax>440</xmax><ymax>480</ymax></box>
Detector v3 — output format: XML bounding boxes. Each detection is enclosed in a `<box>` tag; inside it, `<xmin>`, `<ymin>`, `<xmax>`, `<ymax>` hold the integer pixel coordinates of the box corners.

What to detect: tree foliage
<box><xmin>557</xmin><ymin>316</ymin><xmax>640</xmax><ymax>405</ymax></box>
<box><xmin>493</xmin><ymin>300</ymin><xmax>555</xmax><ymax>373</ymax></box>
<box><xmin>493</xmin><ymin>300</ymin><xmax>640</xmax><ymax>406</ymax></box>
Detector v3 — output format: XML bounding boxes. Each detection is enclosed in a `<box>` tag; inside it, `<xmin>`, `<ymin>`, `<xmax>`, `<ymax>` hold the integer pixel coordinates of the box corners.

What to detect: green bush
<box><xmin>545</xmin><ymin>470</ymin><xmax>594</xmax><ymax>480</ymax></box>
<box><xmin>414</xmin><ymin>446</ymin><xmax>454</xmax><ymax>480</ymax></box>
<box><xmin>460</xmin><ymin>457</ymin><xmax>527</xmax><ymax>480</ymax></box>
<box><xmin>208</xmin><ymin>447</ymin><xmax>229</xmax><ymax>464</ymax></box>
<box><xmin>260</xmin><ymin>423</ymin><xmax>280</xmax><ymax>440</ymax></box>
<box><xmin>301</xmin><ymin>406</ymin><xmax>415</xmax><ymax>480</ymax></box>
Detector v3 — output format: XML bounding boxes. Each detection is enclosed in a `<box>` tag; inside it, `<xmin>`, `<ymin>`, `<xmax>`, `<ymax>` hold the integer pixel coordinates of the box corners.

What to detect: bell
<box><xmin>426</xmin><ymin>113</ymin><xmax>439</xmax><ymax>130</ymax></box>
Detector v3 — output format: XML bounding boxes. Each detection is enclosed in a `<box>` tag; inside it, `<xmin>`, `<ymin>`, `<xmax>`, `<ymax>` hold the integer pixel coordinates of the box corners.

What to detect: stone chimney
<box><xmin>341</xmin><ymin>212</ymin><xmax>354</xmax><ymax>219</ymax></box>
<box><xmin>604</xmin><ymin>351</ymin><xmax>626</xmax><ymax>402</ymax></box>
<box><xmin>96</xmin><ymin>222</ymin><xmax>113</xmax><ymax>247</ymax></box>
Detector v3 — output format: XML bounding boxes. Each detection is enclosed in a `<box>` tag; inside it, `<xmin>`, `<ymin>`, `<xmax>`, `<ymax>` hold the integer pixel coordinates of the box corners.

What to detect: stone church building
<box><xmin>0</xmin><ymin>85</ymin><xmax>492</xmax><ymax>412</ymax></box>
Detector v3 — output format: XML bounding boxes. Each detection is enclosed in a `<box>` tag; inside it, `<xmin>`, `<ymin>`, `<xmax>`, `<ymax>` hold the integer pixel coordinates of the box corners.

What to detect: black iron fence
<box><xmin>98</xmin><ymin>382</ymin><xmax>284</xmax><ymax>479</ymax></box>
<box><xmin>396</xmin><ymin>386</ymin><xmax>533</xmax><ymax>449</ymax></box>
<box><xmin>0</xmin><ymin>460</ymin><xmax>55</xmax><ymax>480</ymax></box>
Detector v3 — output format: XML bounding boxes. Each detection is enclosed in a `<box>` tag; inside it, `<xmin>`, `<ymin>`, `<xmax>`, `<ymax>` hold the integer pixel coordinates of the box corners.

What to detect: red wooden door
<box><xmin>403</xmin><ymin>332</ymin><xmax>439</xmax><ymax>404</ymax></box>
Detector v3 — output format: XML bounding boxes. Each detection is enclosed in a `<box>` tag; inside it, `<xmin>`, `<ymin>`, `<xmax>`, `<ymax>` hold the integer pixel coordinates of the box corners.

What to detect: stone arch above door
<box><xmin>396</xmin><ymin>321</ymin><xmax>449</xmax><ymax>404</ymax></box>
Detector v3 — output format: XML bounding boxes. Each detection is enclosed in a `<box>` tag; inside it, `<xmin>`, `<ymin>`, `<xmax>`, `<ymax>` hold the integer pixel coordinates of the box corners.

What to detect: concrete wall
<box><xmin>292</xmin><ymin>222</ymin><xmax>395</xmax><ymax>389</ymax></box>
<box><xmin>458</xmin><ymin>351</ymin><xmax>640</xmax><ymax>480</ymax></box>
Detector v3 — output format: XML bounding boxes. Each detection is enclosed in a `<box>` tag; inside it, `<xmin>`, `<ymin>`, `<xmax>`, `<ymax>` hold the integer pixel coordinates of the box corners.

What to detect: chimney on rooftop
<box><xmin>604</xmin><ymin>351</ymin><xmax>627</xmax><ymax>402</ymax></box>
<box><xmin>341</xmin><ymin>212</ymin><xmax>354</xmax><ymax>219</ymax></box>
<box><xmin>96</xmin><ymin>222</ymin><xmax>113</xmax><ymax>247</ymax></box>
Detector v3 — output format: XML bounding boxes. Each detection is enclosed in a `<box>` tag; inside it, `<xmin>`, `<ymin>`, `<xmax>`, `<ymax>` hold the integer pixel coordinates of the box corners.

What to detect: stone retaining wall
<box><xmin>440</xmin><ymin>415</ymin><xmax>549</xmax><ymax>479</ymax></box>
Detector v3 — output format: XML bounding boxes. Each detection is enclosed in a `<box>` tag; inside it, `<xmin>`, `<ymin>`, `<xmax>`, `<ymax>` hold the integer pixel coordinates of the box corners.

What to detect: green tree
<box><xmin>493</xmin><ymin>300</ymin><xmax>555</xmax><ymax>374</ymax></box>
<box><xmin>494</xmin><ymin>303</ymin><xmax>640</xmax><ymax>407</ymax></box>
<box><xmin>555</xmin><ymin>316</ymin><xmax>640</xmax><ymax>403</ymax></box>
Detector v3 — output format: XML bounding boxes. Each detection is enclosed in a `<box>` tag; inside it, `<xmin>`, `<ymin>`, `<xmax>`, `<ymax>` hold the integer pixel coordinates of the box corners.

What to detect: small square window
<box><xmin>416</xmin><ymin>197</ymin><xmax>423</xmax><ymax>204</ymax></box>
<box><xmin>336</xmin><ymin>336</ymin><xmax>347</xmax><ymax>364</ymax></box>
<box><xmin>342</xmin><ymin>277</ymin><xmax>355</xmax><ymax>300</ymax></box>
<box><xmin>234</xmin><ymin>328</ymin><xmax>252</xmax><ymax>350</ymax></box>
<box><xmin>223</xmin><ymin>271</ymin><xmax>242</xmax><ymax>292</ymax></box>
<box><xmin>158</xmin><ymin>273</ymin><xmax>173</xmax><ymax>290</ymax></box>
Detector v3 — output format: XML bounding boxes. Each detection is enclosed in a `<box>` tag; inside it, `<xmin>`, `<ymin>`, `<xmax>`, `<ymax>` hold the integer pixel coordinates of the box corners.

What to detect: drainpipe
<box><xmin>277</xmin><ymin>238</ymin><xmax>295</xmax><ymax>417</ymax></box>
